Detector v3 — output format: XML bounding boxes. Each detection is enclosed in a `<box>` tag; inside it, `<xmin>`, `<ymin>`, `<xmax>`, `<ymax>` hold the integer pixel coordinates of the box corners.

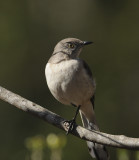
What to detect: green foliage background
<box><xmin>1</xmin><ymin>0</ymin><xmax>139</xmax><ymax>159</ymax></box>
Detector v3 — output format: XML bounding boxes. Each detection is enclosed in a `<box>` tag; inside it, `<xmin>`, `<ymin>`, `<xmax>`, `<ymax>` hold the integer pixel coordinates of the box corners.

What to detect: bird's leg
<box><xmin>65</xmin><ymin>104</ymin><xmax>81</xmax><ymax>135</ymax></box>
<box><xmin>71</xmin><ymin>104</ymin><xmax>80</xmax><ymax>121</ymax></box>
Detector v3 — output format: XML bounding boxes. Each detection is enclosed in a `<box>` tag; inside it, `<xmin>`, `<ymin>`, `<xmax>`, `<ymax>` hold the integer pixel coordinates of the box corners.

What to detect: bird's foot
<box><xmin>63</xmin><ymin>105</ymin><xmax>81</xmax><ymax>135</ymax></box>
<box><xmin>64</xmin><ymin>118</ymin><xmax>77</xmax><ymax>135</ymax></box>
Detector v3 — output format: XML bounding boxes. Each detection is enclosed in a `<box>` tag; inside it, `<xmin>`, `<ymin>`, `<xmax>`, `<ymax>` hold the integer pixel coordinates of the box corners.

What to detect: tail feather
<box><xmin>80</xmin><ymin>110</ymin><xmax>109</xmax><ymax>160</ymax></box>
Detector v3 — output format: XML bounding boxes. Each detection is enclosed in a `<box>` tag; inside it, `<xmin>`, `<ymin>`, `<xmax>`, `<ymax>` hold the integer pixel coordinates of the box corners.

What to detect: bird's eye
<box><xmin>68</xmin><ymin>43</ymin><xmax>75</xmax><ymax>48</ymax></box>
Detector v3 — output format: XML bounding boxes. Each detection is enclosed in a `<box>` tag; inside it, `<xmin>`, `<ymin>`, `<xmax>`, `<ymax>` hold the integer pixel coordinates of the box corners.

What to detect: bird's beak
<box><xmin>83</xmin><ymin>41</ymin><xmax>93</xmax><ymax>45</ymax></box>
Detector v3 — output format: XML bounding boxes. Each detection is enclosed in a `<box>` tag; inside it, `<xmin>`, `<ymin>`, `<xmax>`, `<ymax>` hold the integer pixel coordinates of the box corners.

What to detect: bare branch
<box><xmin>0</xmin><ymin>86</ymin><xmax>139</xmax><ymax>150</ymax></box>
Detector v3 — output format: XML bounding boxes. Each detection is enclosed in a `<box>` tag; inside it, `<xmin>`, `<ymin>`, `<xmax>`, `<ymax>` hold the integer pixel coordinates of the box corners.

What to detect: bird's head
<box><xmin>53</xmin><ymin>38</ymin><xmax>93</xmax><ymax>59</ymax></box>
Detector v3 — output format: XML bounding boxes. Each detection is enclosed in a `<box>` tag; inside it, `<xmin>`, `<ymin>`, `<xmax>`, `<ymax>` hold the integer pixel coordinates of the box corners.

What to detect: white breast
<box><xmin>45</xmin><ymin>59</ymin><xmax>95</xmax><ymax>106</ymax></box>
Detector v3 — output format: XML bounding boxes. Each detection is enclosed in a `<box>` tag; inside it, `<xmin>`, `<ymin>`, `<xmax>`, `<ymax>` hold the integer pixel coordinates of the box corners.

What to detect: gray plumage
<box><xmin>45</xmin><ymin>38</ymin><xmax>109</xmax><ymax>160</ymax></box>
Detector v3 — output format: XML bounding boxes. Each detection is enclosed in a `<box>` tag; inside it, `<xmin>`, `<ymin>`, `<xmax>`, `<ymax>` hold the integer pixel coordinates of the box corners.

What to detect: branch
<box><xmin>0</xmin><ymin>86</ymin><xmax>139</xmax><ymax>150</ymax></box>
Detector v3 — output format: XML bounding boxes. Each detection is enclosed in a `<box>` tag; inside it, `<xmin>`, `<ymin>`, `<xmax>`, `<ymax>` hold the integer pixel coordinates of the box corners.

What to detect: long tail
<box><xmin>80</xmin><ymin>101</ymin><xmax>109</xmax><ymax>160</ymax></box>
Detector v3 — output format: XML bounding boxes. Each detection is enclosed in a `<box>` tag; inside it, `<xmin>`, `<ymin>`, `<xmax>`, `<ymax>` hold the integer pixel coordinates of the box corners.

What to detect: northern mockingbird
<box><xmin>45</xmin><ymin>38</ymin><xmax>109</xmax><ymax>160</ymax></box>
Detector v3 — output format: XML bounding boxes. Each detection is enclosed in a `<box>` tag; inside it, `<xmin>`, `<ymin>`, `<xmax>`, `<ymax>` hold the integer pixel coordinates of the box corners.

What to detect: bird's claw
<box><xmin>64</xmin><ymin>119</ymin><xmax>76</xmax><ymax>135</ymax></box>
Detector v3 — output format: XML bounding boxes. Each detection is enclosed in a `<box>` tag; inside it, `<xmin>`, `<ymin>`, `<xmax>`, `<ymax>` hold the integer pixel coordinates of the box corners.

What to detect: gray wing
<box><xmin>82</xmin><ymin>60</ymin><xmax>95</xmax><ymax>108</ymax></box>
<box><xmin>82</xmin><ymin>60</ymin><xmax>93</xmax><ymax>78</ymax></box>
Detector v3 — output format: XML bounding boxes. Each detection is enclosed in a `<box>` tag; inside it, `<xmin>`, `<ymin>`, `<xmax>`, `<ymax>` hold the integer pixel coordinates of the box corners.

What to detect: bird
<box><xmin>45</xmin><ymin>38</ymin><xmax>109</xmax><ymax>160</ymax></box>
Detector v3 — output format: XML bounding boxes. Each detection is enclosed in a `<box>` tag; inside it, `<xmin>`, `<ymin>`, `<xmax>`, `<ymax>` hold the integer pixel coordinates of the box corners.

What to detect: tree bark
<box><xmin>0</xmin><ymin>86</ymin><xmax>139</xmax><ymax>150</ymax></box>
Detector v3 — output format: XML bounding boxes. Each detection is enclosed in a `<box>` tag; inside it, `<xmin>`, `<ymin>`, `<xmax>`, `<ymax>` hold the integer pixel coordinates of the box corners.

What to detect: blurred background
<box><xmin>1</xmin><ymin>0</ymin><xmax>139</xmax><ymax>159</ymax></box>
